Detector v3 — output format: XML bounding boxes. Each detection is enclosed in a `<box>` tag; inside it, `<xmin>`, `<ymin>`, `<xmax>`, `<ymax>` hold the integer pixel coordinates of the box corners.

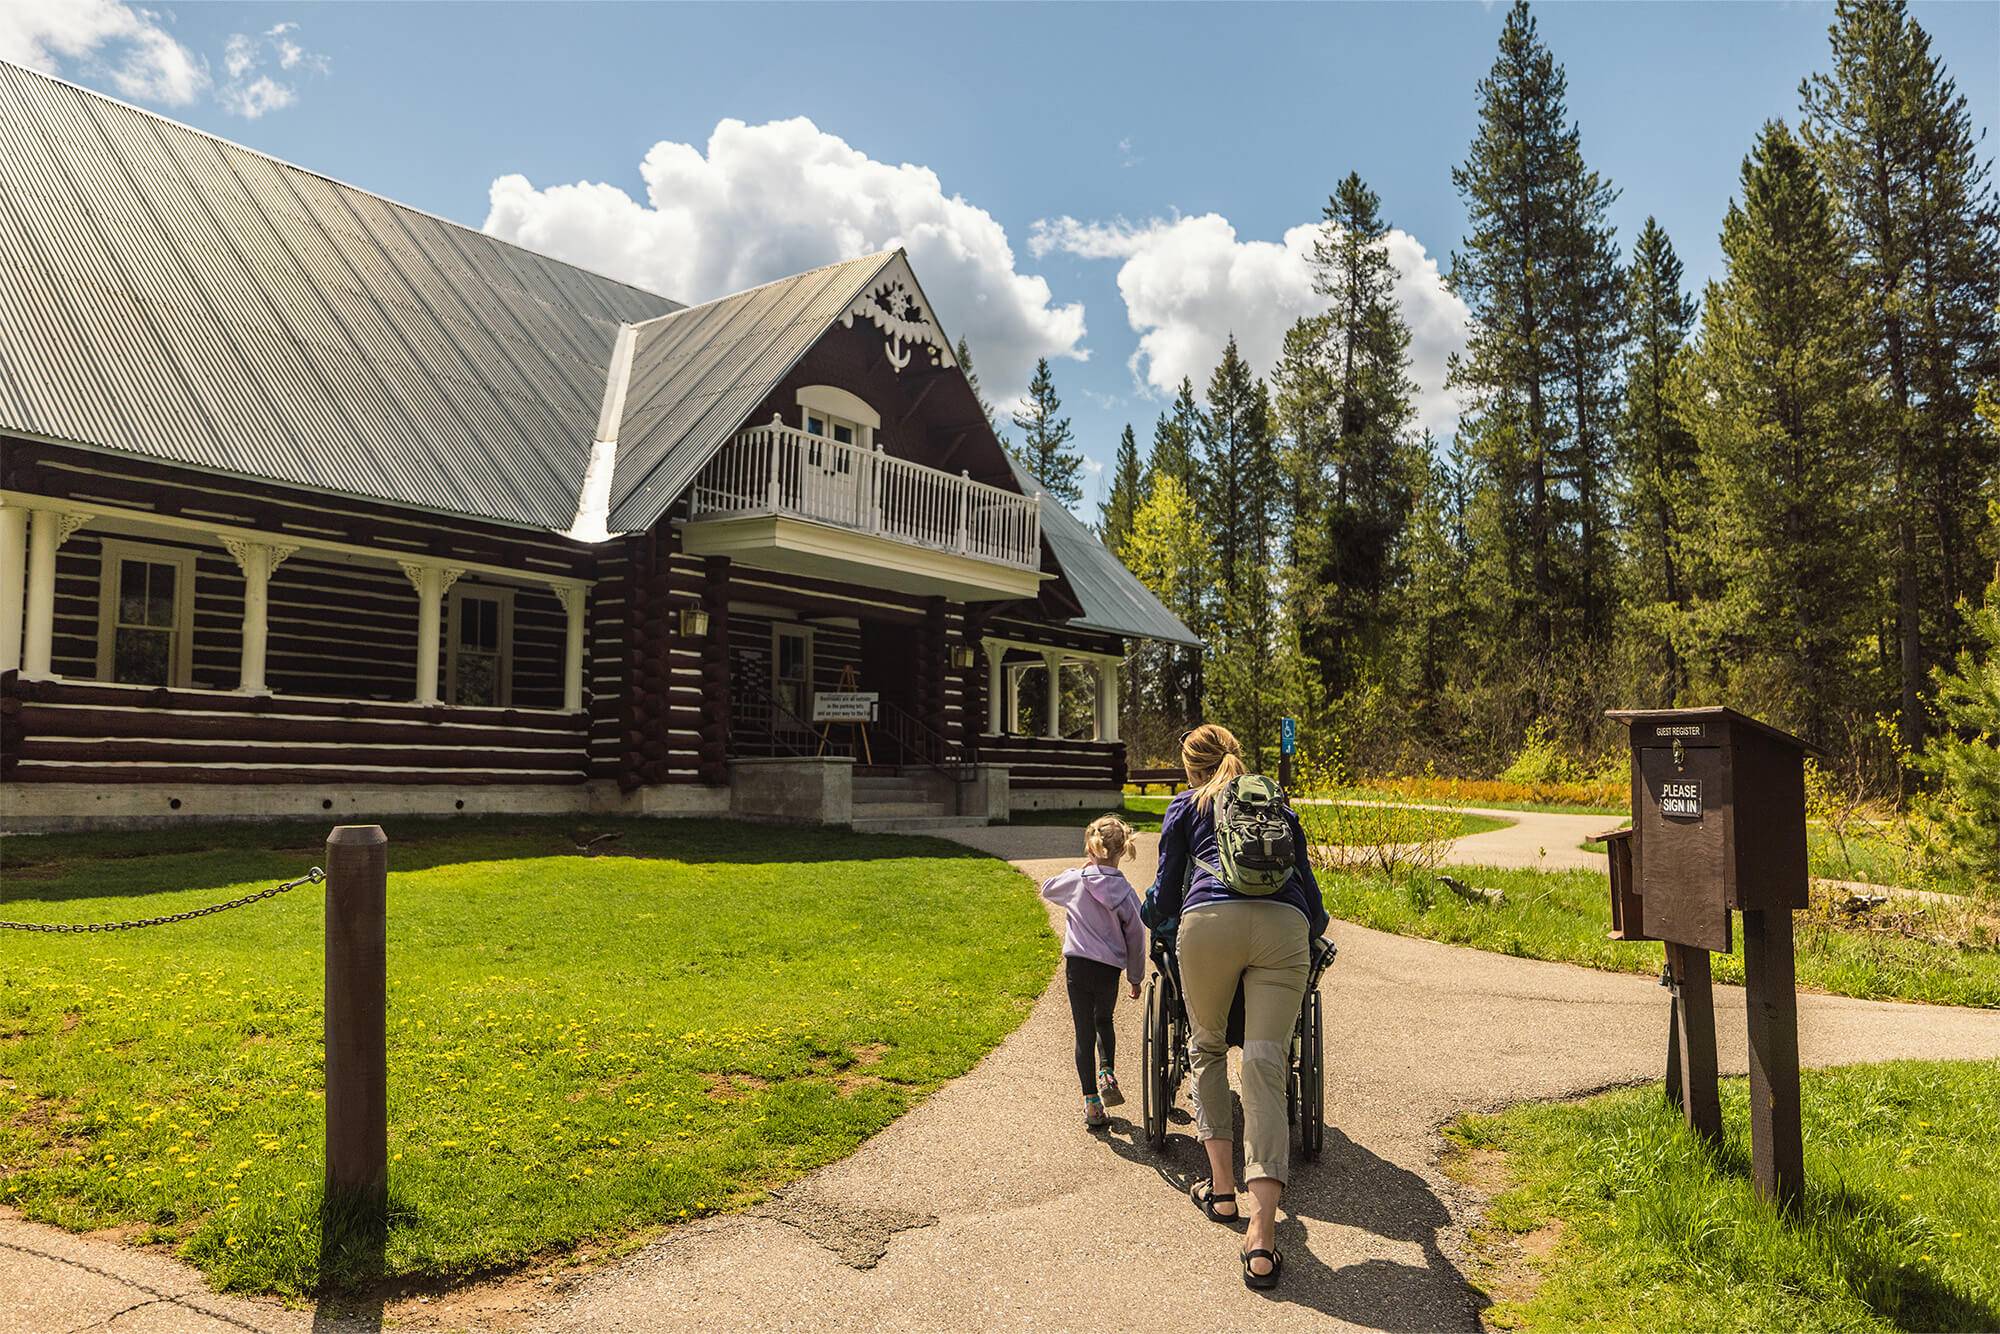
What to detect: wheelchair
<box><xmin>1140</xmin><ymin>928</ymin><xmax>1338</xmax><ymax>1159</ymax></box>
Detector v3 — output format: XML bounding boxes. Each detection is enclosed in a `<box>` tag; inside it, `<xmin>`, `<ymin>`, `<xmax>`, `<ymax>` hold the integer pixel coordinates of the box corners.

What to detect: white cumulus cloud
<box><xmin>215</xmin><ymin>22</ymin><xmax>325</xmax><ymax>118</ymax></box>
<box><xmin>0</xmin><ymin>0</ymin><xmax>207</xmax><ymax>105</ymax></box>
<box><xmin>483</xmin><ymin>117</ymin><xmax>1088</xmax><ymax>408</ymax></box>
<box><xmin>1032</xmin><ymin>211</ymin><xmax>1470</xmax><ymax>439</ymax></box>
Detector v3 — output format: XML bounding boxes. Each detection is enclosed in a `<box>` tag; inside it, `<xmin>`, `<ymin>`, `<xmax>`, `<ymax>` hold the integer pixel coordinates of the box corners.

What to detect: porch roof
<box><xmin>1007</xmin><ymin>460</ymin><xmax>1200</xmax><ymax>648</ymax></box>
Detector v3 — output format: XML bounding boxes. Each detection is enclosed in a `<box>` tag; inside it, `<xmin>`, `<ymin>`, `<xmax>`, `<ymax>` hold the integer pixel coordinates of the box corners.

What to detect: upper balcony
<box><xmin>680</xmin><ymin>418</ymin><xmax>1046</xmax><ymax>601</ymax></box>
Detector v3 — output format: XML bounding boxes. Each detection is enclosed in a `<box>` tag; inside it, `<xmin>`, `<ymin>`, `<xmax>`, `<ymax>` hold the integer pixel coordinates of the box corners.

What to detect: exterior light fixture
<box><xmin>949</xmin><ymin>643</ymin><xmax>976</xmax><ymax>670</ymax></box>
<box><xmin>679</xmin><ymin>606</ymin><xmax>711</xmax><ymax>638</ymax></box>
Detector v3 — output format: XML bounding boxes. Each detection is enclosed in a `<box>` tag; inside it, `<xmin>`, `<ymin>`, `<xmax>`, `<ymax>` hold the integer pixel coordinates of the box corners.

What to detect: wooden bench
<box><xmin>1128</xmin><ymin>766</ymin><xmax>1183</xmax><ymax>794</ymax></box>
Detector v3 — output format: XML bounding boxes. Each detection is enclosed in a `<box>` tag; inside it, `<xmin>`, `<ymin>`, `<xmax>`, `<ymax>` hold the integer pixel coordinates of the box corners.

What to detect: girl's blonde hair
<box><xmin>1084</xmin><ymin>813</ymin><xmax>1136</xmax><ymax>864</ymax></box>
<box><xmin>1182</xmin><ymin>722</ymin><xmax>1247</xmax><ymax>811</ymax></box>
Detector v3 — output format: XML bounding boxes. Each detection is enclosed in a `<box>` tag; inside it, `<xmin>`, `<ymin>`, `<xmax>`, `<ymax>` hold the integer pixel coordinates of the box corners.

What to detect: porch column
<box><xmin>23</xmin><ymin>507</ymin><xmax>86</xmax><ymax>680</ymax></box>
<box><xmin>400</xmin><ymin>562</ymin><xmax>463</xmax><ymax>704</ymax></box>
<box><xmin>223</xmin><ymin>538</ymin><xmax>297</xmax><ymax>694</ymax></box>
<box><xmin>1042</xmin><ymin>649</ymin><xmax>1062</xmax><ymax>741</ymax></box>
<box><xmin>1095</xmin><ymin>659</ymin><xmax>1120</xmax><ymax>743</ymax></box>
<box><xmin>983</xmin><ymin>639</ymin><xmax>1003</xmax><ymax>735</ymax></box>
<box><xmin>555</xmin><ymin>584</ymin><xmax>586</xmax><ymax>712</ymax></box>
<box><xmin>0</xmin><ymin>501</ymin><xmax>26</xmax><ymax>673</ymax></box>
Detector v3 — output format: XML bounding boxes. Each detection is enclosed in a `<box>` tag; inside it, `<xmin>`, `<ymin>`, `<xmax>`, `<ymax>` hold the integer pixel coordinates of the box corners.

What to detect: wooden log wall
<box><xmin>2</xmin><ymin>674</ymin><xmax>587</xmax><ymax>785</ymax></box>
<box><xmin>976</xmin><ymin>736</ymin><xmax>1128</xmax><ymax>791</ymax></box>
<box><xmin>9</xmin><ymin>441</ymin><xmax>589</xmax><ymax>710</ymax></box>
<box><xmin>614</xmin><ymin>527</ymin><xmax>710</xmax><ymax>789</ymax></box>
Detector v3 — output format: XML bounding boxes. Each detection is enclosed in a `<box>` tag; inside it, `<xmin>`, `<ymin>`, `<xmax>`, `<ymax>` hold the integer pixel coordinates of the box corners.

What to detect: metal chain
<box><xmin>0</xmin><ymin>867</ymin><xmax>324</xmax><ymax>934</ymax></box>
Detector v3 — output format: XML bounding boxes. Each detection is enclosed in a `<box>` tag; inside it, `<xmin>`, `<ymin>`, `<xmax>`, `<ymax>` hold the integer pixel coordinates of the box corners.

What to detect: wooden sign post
<box><xmin>813</xmin><ymin>664</ymin><xmax>877</xmax><ymax>764</ymax></box>
<box><xmin>1604</xmin><ymin>706</ymin><xmax>1812</xmax><ymax>1210</ymax></box>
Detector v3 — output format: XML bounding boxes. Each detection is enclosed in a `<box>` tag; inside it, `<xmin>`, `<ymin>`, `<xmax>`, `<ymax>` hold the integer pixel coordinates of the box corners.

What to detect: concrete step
<box><xmin>849</xmin><ymin>800</ymin><xmax>950</xmax><ymax>819</ymax></box>
<box><xmin>852</xmin><ymin>778</ymin><xmax>936</xmax><ymax>797</ymax></box>
<box><xmin>850</xmin><ymin>814</ymin><xmax>992</xmax><ymax>834</ymax></box>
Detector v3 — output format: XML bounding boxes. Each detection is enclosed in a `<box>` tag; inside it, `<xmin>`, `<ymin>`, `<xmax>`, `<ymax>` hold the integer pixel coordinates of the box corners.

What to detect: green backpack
<box><xmin>1193</xmin><ymin>774</ymin><xmax>1298</xmax><ymax>896</ymax></box>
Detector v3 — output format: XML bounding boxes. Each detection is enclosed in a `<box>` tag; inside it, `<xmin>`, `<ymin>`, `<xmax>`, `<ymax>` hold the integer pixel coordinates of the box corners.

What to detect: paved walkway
<box><xmin>7</xmin><ymin>819</ymin><xmax>1998</xmax><ymax>1334</ymax></box>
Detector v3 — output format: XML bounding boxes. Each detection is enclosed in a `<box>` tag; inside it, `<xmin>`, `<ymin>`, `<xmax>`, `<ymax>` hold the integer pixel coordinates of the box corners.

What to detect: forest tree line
<box><xmin>1004</xmin><ymin>0</ymin><xmax>1999</xmax><ymax>801</ymax></box>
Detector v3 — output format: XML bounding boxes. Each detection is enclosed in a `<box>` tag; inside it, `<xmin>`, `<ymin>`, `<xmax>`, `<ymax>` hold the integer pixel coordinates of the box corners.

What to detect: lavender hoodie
<box><xmin>1040</xmin><ymin>863</ymin><xmax>1147</xmax><ymax>986</ymax></box>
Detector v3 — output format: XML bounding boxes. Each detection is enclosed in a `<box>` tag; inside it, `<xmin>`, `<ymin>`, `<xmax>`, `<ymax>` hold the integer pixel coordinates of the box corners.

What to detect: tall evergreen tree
<box><xmin>1616</xmin><ymin>217</ymin><xmax>1702</xmax><ymax>701</ymax></box>
<box><xmin>1675</xmin><ymin>120</ymin><xmax>1880</xmax><ymax>746</ymax></box>
<box><xmin>1551</xmin><ymin>149</ymin><xmax>1626</xmax><ymax>640</ymax></box>
<box><xmin>1287</xmin><ymin>172</ymin><xmax>1424</xmax><ymax>699</ymax></box>
<box><xmin>1009</xmin><ymin>357</ymin><xmax>1084</xmax><ymax>508</ymax></box>
<box><xmin>1198</xmin><ymin>336</ymin><xmax>1273</xmax><ymax>600</ymax></box>
<box><xmin>1447</xmin><ymin>0</ymin><xmax>1620</xmax><ymax>658</ymax></box>
<box><xmin>1099</xmin><ymin>424</ymin><xmax>1144</xmax><ymax>550</ymax></box>
<box><xmin>1148</xmin><ymin>378</ymin><xmax>1203</xmax><ymax>495</ymax></box>
<box><xmin>1800</xmin><ymin>0</ymin><xmax>2000</xmax><ymax>775</ymax></box>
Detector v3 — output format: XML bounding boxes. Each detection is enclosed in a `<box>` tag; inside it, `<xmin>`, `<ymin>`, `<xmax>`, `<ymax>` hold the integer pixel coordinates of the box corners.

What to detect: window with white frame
<box><xmin>447</xmin><ymin>584</ymin><xmax>514</xmax><ymax>707</ymax></box>
<box><xmin>796</xmin><ymin>386</ymin><xmax>879</xmax><ymax>473</ymax></box>
<box><xmin>96</xmin><ymin>538</ymin><xmax>196</xmax><ymax>686</ymax></box>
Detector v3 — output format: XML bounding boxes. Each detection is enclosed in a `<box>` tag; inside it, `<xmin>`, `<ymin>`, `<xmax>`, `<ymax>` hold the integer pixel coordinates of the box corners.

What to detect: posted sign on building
<box><xmin>811</xmin><ymin>691</ymin><xmax>878</xmax><ymax>723</ymax></box>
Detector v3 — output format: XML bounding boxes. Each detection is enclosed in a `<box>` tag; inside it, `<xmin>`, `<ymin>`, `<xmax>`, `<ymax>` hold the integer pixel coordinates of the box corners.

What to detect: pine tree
<box><xmin>1147</xmin><ymin>378</ymin><xmax>1203</xmax><ymax>496</ymax></box>
<box><xmin>1617</xmin><ymin>217</ymin><xmax>1701</xmax><ymax>701</ymax></box>
<box><xmin>1675</xmin><ymin>120</ymin><xmax>1880</xmax><ymax>747</ymax></box>
<box><xmin>1009</xmin><ymin>357</ymin><xmax>1084</xmax><ymax>509</ymax></box>
<box><xmin>1800</xmin><ymin>0</ymin><xmax>2000</xmax><ymax>776</ymax></box>
<box><xmin>1198</xmin><ymin>337</ymin><xmax>1273</xmax><ymax>600</ymax></box>
<box><xmin>1447</xmin><ymin>0</ymin><xmax>1620</xmax><ymax>658</ymax></box>
<box><xmin>1099</xmin><ymin>424</ymin><xmax>1144</xmax><ymax>550</ymax></box>
<box><xmin>1288</xmin><ymin>172</ymin><xmax>1424</xmax><ymax>699</ymax></box>
<box><xmin>1917</xmin><ymin>567</ymin><xmax>2000</xmax><ymax>894</ymax></box>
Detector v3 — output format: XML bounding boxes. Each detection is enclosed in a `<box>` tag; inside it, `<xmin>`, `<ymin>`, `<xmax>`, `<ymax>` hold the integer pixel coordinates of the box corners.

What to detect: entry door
<box><xmin>772</xmin><ymin>625</ymin><xmax>813</xmax><ymax>724</ymax></box>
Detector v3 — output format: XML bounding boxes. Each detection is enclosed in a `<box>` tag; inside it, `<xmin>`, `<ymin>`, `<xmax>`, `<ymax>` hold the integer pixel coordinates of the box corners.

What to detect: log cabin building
<box><xmin>0</xmin><ymin>63</ymin><xmax>1196</xmax><ymax>831</ymax></box>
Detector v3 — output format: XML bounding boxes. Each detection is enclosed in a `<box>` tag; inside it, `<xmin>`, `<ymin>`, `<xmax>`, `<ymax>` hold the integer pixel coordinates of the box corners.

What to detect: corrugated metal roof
<box><xmin>1007</xmin><ymin>459</ymin><xmax>1201</xmax><ymax>647</ymax></box>
<box><xmin>0</xmin><ymin>62</ymin><xmax>679</xmax><ymax>529</ymax></box>
<box><xmin>605</xmin><ymin>253</ymin><xmax>895</xmax><ymax>532</ymax></box>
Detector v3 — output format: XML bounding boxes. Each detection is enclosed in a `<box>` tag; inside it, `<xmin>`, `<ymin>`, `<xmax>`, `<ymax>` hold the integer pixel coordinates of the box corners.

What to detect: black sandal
<box><xmin>1190</xmin><ymin>1179</ymin><xmax>1242</xmax><ymax>1226</ymax></box>
<box><xmin>1241</xmin><ymin>1246</ymin><xmax>1283</xmax><ymax>1290</ymax></box>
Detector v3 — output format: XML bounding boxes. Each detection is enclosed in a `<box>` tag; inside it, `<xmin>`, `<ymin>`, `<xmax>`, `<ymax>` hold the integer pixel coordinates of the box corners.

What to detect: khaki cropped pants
<box><xmin>1179</xmin><ymin>901</ymin><xmax>1310</xmax><ymax>1186</ymax></box>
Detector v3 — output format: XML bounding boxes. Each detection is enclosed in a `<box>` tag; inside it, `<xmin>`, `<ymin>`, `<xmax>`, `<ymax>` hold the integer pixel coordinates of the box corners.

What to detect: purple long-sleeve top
<box><xmin>1040</xmin><ymin>863</ymin><xmax>1147</xmax><ymax>986</ymax></box>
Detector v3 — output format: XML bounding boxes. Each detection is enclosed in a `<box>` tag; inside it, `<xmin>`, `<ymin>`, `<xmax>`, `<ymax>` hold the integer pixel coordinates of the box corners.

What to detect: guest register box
<box><xmin>1605</xmin><ymin>707</ymin><xmax>1812</xmax><ymax>954</ymax></box>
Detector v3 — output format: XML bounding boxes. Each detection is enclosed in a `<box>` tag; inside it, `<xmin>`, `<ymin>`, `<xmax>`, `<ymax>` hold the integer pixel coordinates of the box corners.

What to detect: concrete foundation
<box><xmin>728</xmin><ymin>756</ymin><xmax>855</xmax><ymax>825</ymax></box>
<box><xmin>955</xmin><ymin>764</ymin><xmax>1011</xmax><ymax>822</ymax></box>
<box><xmin>1008</xmin><ymin>787</ymin><xmax>1124</xmax><ymax>813</ymax></box>
<box><xmin>0</xmin><ymin>780</ymin><xmax>730</xmax><ymax>833</ymax></box>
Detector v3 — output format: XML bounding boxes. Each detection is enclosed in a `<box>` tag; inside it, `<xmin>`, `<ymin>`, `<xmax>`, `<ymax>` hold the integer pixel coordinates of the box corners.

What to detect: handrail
<box><xmin>688</xmin><ymin>418</ymin><xmax>1042</xmax><ymax>571</ymax></box>
<box><xmin>730</xmin><ymin>673</ymin><xmax>825</xmax><ymax>760</ymax></box>
<box><xmin>876</xmin><ymin>697</ymin><xmax>972</xmax><ymax>785</ymax></box>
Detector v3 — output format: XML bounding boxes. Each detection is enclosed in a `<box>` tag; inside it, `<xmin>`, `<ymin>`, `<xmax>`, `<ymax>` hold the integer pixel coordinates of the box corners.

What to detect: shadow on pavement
<box><xmin>1099</xmin><ymin>1115</ymin><xmax>1484</xmax><ymax>1331</ymax></box>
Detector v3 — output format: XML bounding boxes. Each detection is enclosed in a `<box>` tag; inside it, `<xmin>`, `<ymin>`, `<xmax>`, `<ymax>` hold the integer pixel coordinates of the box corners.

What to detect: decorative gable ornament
<box><xmin>842</xmin><ymin>272</ymin><xmax>957</xmax><ymax>373</ymax></box>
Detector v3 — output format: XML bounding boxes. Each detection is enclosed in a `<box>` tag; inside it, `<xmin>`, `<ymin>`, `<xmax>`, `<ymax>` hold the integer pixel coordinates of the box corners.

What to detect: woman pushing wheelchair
<box><xmin>1140</xmin><ymin>722</ymin><xmax>1329</xmax><ymax>1291</ymax></box>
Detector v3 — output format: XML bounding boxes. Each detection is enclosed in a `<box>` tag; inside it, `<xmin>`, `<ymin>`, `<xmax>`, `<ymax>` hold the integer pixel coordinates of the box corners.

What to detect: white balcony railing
<box><xmin>687</xmin><ymin>417</ymin><xmax>1043</xmax><ymax>571</ymax></box>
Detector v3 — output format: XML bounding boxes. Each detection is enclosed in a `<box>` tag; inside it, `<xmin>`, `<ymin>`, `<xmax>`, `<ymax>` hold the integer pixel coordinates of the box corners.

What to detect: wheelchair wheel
<box><xmin>1142</xmin><ymin>974</ymin><xmax>1171</xmax><ymax>1150</ymax></box>
<box><xmin>1298</xmin><ymin>988</ymin><xmax>1325</xmax><ymax>1160</ymax></box>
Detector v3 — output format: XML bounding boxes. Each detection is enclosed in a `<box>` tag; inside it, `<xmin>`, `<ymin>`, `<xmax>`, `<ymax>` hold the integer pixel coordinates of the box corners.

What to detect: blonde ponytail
<box><xmin>1084</xmin><ymin>813</ymin><xmax>1136</xmax><ymax>864</ymax></box>
<box><xmin>1182</xmin><ymin>723</ymin><xmax>1246</xmax><ymax>811</ymax></box>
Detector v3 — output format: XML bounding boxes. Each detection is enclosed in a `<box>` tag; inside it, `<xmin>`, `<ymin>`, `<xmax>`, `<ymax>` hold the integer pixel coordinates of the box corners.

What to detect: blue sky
<box><xmin>9</xmin><ymin>1</ymin><xmax>1997</xmax><ymax>515</ymax></box>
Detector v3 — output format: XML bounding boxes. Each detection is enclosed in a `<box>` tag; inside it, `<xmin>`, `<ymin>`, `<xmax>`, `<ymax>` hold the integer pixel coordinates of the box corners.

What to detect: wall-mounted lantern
<box><xmin>679</xmin><ymin>606</ymin><xmax>712</xmax><ymax>638</ymax></box>
<box><xmin>949</xmin><ymin>643</ymin><xmax>976</xmax><ymax>670</ymax></box>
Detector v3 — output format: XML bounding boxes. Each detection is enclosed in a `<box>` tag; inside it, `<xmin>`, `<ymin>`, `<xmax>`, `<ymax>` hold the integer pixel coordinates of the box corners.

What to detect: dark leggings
<box><xmin>1064</xmin><ymin>955</ymin><xmax>1121</xmax><ymax>1096</ymax></box>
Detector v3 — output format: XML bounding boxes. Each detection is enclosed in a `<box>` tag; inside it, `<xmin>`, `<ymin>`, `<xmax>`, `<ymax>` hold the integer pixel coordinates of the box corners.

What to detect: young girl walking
<box><xmin>1040</xmin><ymin>814</ymin><xmax>1147</xmax><ymax>1129</ymax></box>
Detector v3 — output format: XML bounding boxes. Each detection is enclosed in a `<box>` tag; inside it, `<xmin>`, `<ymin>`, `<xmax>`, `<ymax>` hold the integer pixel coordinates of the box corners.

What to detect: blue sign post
<box><xmin>1279</xmin><ymin>716</ymin><xmax>1297</xmax><ymax>791</ymax></box>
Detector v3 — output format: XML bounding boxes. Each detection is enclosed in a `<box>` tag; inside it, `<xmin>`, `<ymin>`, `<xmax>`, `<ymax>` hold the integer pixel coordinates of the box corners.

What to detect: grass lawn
<box><xmin>0</xmin><ymin>817</ymin><xmax>1054</xmax><ymax>1294</ymax></box>
<box><xmin>1337</xmin><ymin>778</ymin><xmax>1628</xmax><ymax>818</ymax></box>
<box><xmin>1447</xmin><ymin>1061</ymin><xmax>2000</xmax><ymax>1332</ymax></box>
<box><xmin>1010</xmin><ymin>797</ymin><xmax>1171</xmax><ymax>831</ymax></box>
<box><xmin>1318</xmin><ymin>865</ymin><xmax>2000</xmax><ymax>1007</ymax></box>
<box><xmin>1014</xmin><ymin>797</ymin><xmax>1512</xmax><ymax>845</ymax></box>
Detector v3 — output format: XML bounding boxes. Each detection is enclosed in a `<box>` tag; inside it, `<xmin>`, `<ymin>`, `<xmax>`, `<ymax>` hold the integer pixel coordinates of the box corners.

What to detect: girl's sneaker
<box><xmin>1083</xmin><ymin>1094</ymin><xmax>1108</xmax><ymax>1129</ymax></box>
<box><xmin>1097</xmin><ymin>1068</ymin><xmax>1124</xmax><ymax>1107</ymax></box>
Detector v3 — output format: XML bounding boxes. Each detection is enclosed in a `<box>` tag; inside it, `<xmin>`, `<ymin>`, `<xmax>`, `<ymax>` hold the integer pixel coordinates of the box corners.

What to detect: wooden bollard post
<box><xmin>324</xmin><ymin>825</ymin><xmax>387</xmax><ymax>1219</ymax></box>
